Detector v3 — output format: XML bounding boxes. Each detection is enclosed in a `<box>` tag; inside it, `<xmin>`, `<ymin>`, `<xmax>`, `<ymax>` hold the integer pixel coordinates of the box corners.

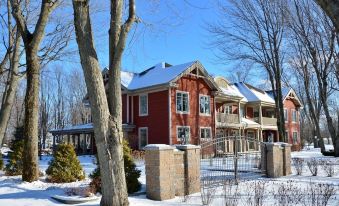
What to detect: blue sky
<box><xmin>79</xmin><ymin>0</ymin><xmax>232</xmax><ymax>77</ymax></box>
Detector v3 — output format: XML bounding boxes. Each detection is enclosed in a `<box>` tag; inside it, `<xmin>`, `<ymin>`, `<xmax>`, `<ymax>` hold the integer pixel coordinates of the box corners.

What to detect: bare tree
<box><xmin>72</xmin><ymin>0</ymin><xmax>137</xmax><ymax>205</ymax></box>
<box><xmin>10</xmin><ymin>0</ymin><xmax>59</xmax><ymax>182</ymax></box>
<box><xmin>288</xmin><ymin>0</ymin><xmax>338</xmax><ymax>156</ymax></box>
<box><xmin>208</xmin><ymin>0</ymin><xmax>288</xmax><ymax>141</ymax></box>
<box><xmin>315</xmin><ymin>0</ymin><xmax>339</xmax><ymax>33</ymax></box>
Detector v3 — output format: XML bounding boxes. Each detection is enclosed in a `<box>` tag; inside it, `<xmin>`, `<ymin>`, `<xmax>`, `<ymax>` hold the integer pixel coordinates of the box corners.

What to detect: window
<box><xmin>225</xmin><ymin>105</ymin><xmax>232</xmax><ymax>114</ymax></box>
<box><xmin>139</xmin><ymin>94</ymin><xmax>148</xmax><ymax>116</ymax></box>
<box><xmin>176</xmin><ymin>91</ymin><xmax>189</xmax><ymax>113</ymax></box>
<box><xmin>199</xmin><ymin>95</ymin><xmax>211</xmax><ymax>115</ymax></box>
<box><xmin>253</xmin><ymin>107</ymin><xmax>259</xmax><ymax>117</ymax></box>
<box><xmin>177</xmin><ymin>126</ymin><xmax>190</xmax><ymax>143</ymax></box>
<box><xmin>292</xmin><ymin>110</ymin><xmax>297</xmax><ymax>122</ymax></box>
<box><xmin>292</xmin><ymin>132</ymin><xmax>298</xmax><ymax>144</ymax></box>
<box><xmin>247</xmin><ymin>131</ymin><xmax>255</xmax><ymax>150</ymax></box>
<box><xmin>284</xmin><ymin>109</ymin><xmax>288</xmax><ymax>122</ymax></box>
<box><xmin>200</xmin><ymin>127</ymin><xmax>211</xmax><ymax>139</ymax></box>
<box><xmin>285</xmin><ymin>130</ymin><xmax>289</xmax><ymax>141</ymax></box>
<box><xmin>139</xmin><ymin>127</ymin><xmax>148</xmax><ymax>149</ymax></box>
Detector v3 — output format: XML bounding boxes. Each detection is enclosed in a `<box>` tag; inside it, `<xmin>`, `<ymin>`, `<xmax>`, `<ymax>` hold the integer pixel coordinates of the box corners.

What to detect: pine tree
<box><xmin>5</xmin><ymin>126</ymin><xmax>24</xmax><ymax>175</ymax></box>
<box><xmin>90</xmin><ymin>140</ymin><xmax>141</xmax><ymax>194</ymax></box>
<box><xmin>46</xmin><ymin>144</ymin><xmax>85</xmax><ymax>183</ymax></box>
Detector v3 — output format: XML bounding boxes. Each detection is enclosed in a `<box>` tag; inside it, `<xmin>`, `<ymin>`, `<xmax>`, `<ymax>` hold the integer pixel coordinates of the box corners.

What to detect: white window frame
<box><xmin>138</xmin><ymin>127</ymin><xmax>148</xmax><ymax>150</ymax></box>
<box><xmin>176</xmin><ymin>126</ymin><xmax>190</xmax><ymax>141</ymax></box>
<box><xmin>284</xmin><ymin>108</ymin><xmax>288</xmax><ymax>122</ymax></box>
<box><xmin>225</xmin><ymin>105</ymin><xmax>233</xmax><ymax>114</ymax></box>
<box><xmin>139</xmin><ymin>94</ymin><xmax>148</xmax><ymax>116</ymax></box>
<box><xmin>200</xmin><ymin>127</ymin><xmax>212</xmax><ymax>140</ymax></box>
<box><xmin>199</xmin><ymin>94</ymin><xmax>211</xmax><ymax>115</ymax></box>
<box><xmin>292</xmin><ymin>131</ymin><xmax>298</xmax><ymax>145</ymax></box>
<box><xmin>176</xmin><ymin>91</ymin><xmax>190</xmax><ymax>114</ymax></box>
<box><xmin>291</xmin><ymin>109</ymin><xmax>297</xmax><ymax>123</ymax></box>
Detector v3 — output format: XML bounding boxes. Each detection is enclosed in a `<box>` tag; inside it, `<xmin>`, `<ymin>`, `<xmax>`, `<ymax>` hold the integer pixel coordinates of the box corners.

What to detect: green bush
<box><xmin>5</xmin><ymin>140</ymin><xmax>24</xmax><ymax>175</ymax></box>
<box><xmin>46</xmin><ymin>144</ymin><xmax>85</xmax><ymax>183</ymax></box>
<box><xmin>90</xmin><ymin>140</ymin><xmax>141</xmax><ymax>194</ymax></box>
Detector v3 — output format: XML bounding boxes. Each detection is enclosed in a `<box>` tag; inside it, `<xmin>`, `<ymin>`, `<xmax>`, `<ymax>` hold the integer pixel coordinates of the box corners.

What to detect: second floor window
<box><xmin>176</xmin><ymin>91</ymin><xmax>189</xmax><ymax>113</ymax></box>
<box><xmin>225</xmin><ymin>105</ymin><xmax>232</xmax><ymax>114</ymax></box>
<box><xmin>284</xmin><ymin>109</ymin><xmax>288</xmax><ymax>121</ymax></box>
<box><xmin>292</xmin><ymin>110</ymin><xmax>297</xmax><ymax>122</ymax></box>
<box><xmin>139</xmin><ymin>94</ymin><xmax>148</xmax><ymax>116</ymax></box>
<box><xmin>200</xmin><ymin>95</ymin><xmax>210</xmax><ymax>114</ymax></box>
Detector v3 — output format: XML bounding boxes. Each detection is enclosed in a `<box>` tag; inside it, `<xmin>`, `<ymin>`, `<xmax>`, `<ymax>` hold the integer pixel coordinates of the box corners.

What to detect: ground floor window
<box><xmin>177</xmin><ymin>126</ymin><xmax>190</xmax><ymax>144</ymax></box>
<box><xmin>200</xmin><ymin>127</ymin><xmax>211</xmax><ymax>139</ymax></box>
<box><xmin>139</xmin><ymin>127</ymin><xmax>148</xmax><ymax>149</ymax></box>
<box><xmin>292</xmin><ymin>131</ymin><xmax>298</xmax><ymax>144</ymax></box>
<box><xmin>247</xmin><ymin>131</ymin><xmax>255</xmax><ymax>150</ymax></box>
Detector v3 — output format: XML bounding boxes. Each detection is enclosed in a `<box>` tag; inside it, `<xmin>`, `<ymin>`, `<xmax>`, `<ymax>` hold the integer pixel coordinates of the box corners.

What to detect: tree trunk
<box><xmin>22</xmin><ymin>49</ymin><xmax>40</xmax><ymax>181</ymax></box>
<box><xmin>72</xmin><ymin>1</ymin><xmax>128</xmax><ymax>205</ymax></box>
<box><xmin>0</xmin><ymin>34</ymin><xmax>21</xmax><ymax>145</ymax></box>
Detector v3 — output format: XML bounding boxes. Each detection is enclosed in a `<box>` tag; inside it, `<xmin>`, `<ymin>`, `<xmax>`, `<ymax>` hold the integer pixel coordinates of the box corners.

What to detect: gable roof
<box><xmin>214</xmin><ymin>76</ymin><xmax>245</xmax><ymax>100</ymax></box>
<box><xmin>120</xmin><ymin>61</ymin><xmax>218</xmax><ymax>91</ymax></box>
<box><xmin>266</xmin><ymin>88</ymin><xmax>303</xmax><ymax>107</ymax></box>
<box><xmin>233</xmin><ymin>82</ymin><xmax>275</xmax><ymax>104</ymax></box>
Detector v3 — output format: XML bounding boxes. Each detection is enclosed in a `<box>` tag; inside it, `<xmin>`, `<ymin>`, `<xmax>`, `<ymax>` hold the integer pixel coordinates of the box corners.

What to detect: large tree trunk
<box><xmin>315</xmin><ymin>0</ymin><xmax>339</xmax><ymax>33</ymax></box>
<box><xmin>72</xmin><ymin>1</ymin><xmax>128</xmax><ymax>205</ymax></box>
<box><xmin>0</xmin><ymin>34</ymin><xmax>21</xmax><ymax>145</ymax></box>
<box><xmin>22</xmin><ymin>50</ymin><xmax>40</xmax><ymax>181</ymax></box>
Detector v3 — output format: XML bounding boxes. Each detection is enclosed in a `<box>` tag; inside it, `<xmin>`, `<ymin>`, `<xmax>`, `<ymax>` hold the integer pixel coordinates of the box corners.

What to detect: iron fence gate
<box><xmin>200</xmin><ymin>136</ymin><xmax>265</xmax><ymax>186</ymax></box>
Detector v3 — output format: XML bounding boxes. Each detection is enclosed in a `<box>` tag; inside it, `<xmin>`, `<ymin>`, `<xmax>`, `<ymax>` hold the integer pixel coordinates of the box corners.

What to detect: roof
<box><xmin>266</xmin><ymin>88</ymin><xmax>302</xmax><ymax>107</ymax></box>
<box><xmin>110</xmin><ymin>61</ymin><xmax>218</xmax><ymax>91</ymax></box>
<box><xmin>233</xmin><ymin>82</ymin><xmax>275</xmax><ymax>104</ymax></box>
<box><xmin>214</xmin><ymin>76</ymin><xmax>245</xmax><ymax>99</ymax></box>
<box><xmin>49</xmin><ymin>123</ymin><xmax>135</xmax><ymax>135</ymax></box>
<box><xmin>241</xmin><ymin>118</ymin><xmax>260</xmax><ymax>128</ymax></box>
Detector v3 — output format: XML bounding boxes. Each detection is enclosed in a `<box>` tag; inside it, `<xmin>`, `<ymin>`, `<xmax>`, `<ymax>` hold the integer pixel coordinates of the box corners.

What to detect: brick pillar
<box><xmin>145</xmin><ymin>144</ymin><xmax>175</xmax><ymax>200</ymax></box>
<box><xmin>262</xmin><ymin>142</ymin><xmax>292</xmax><ymax>177</ymax></box>
<box><xmin>176</xmin><ymin>145</ymin><xmax>201</xmax><ymax>195</ymax></box>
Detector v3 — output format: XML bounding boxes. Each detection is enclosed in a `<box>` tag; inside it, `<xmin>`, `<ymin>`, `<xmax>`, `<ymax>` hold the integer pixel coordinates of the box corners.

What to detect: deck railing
<box><xmin>216</xmin><ymin>113</ymin><xmax>239</xmax><ymax>124</ymax></box>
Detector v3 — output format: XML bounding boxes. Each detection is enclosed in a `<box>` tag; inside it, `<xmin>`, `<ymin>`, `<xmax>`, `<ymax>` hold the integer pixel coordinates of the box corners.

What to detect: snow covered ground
<box><xmin>0</xmin><ymin>147</ymin><xmax>338</xmax><ymax>206</ymax></box>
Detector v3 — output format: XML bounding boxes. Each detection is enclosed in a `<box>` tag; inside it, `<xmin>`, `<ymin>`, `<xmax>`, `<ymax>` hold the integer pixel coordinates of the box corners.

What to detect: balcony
<box><xmin>262</xmin><ymin>117</ymin><xmax>277</xmax><ymax>126</ymax></box>
<box><xmin>216</xmin><ymin>113</ymin><xmax>239</xmax><ymax>125</ymax></box>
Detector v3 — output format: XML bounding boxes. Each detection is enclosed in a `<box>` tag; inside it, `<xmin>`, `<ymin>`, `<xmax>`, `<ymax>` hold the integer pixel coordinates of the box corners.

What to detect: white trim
<box><xmin>199</xmin><ymin>127</ymin><xmax>212</xmax><ymax>139</ymax></box>
<box><xmin>176</xmin><ymin>90</ymin><xmax>190</xmax><ymax>114</ymax></box>
<box><xmin>291</xmin><ymin>109</ymin><xmax>297</xmax><ymax>123</ymax></box>
<box><xmin>284</xmin><ymin>108</ymin><xmax>288</xmax><ymax>122</ymax></box>
<box><xmin>199</xmin><ymin>94</ymin><xmax>211</xmax><ymax>116</ymax></box>
<box><xmin>127</xmin><ymin>95</ymin><xmax>129</xmax><ymax>123</ymax></box>
<box><xmin>292</xmin><ymin>131</ymin><xmax>298</xmax><ymax>145</ymax></box>
<box><xmin>176</xmin><ymin>126</ymin><xmax>190</xmax><ymax>141</ymax></box>
<box><xmin>168</xmin><ymin>88</ymin><xmax>172</xmax><ymax>145</ymax></box>
<box><xmin>139</xmin><ymin>93</ymin><xmax>148</xmax><ymax>116</ymax></box>
<box><xmin>138</xmin><ymin>127</ymin><xmax>148</xmax><ymax>150</ymax></box>
<box><xmin>131</xmin><ymin>96</ymin><xmax>134</xmax><ymax>123</ymax></box>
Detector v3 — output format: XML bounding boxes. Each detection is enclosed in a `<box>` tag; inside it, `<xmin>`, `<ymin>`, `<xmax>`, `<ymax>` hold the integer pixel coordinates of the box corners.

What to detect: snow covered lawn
<box><xmin>0</xmin><ymin>147</ymin><xmax>338</xmax><ymax>206</ymax></box>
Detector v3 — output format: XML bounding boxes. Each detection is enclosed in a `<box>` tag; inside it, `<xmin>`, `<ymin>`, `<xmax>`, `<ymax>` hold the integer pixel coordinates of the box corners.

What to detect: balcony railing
<box><xmin>216</xmin><ymin>113</ymin><xmax>239</xmax><ymax>124</ymax></box>
<box><xmin>262</xmin><ymin>117</ymin><xmax>277</xmax><ymax>126</ymax></box>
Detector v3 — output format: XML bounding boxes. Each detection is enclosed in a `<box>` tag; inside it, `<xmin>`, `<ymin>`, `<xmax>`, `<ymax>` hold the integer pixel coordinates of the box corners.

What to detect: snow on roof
<box><xmin>219</xmin><ymin>84</ymin><xmax>245</xmax><ymax>99</ymax></box>
<box><xmin>49</xmin><ymin>123</ymin><xmax>93</xmax><ymax>133</ymax></box>
<box><xmin>241</xmin><ymin>118</ymin><xmax>260</xmax><ymax>127</ymax></box>
<box><xmin>233</xmin><ymin>82</ymin><xmax>275</xmax><ymax>103</ymax></box>
<box><xmin>120</xmin><ymin>71</ymin><xmax>135</xmax><ymax>88</ymax></box>
<box><xmin>120</xmin><ymin>61</ymin><xmax>196</xmax><ymax>90</ymax></box>
<box><xmin>266</xmin><ymin>88</ymin><xmax>291</xmax><ymax>100</ymax></box>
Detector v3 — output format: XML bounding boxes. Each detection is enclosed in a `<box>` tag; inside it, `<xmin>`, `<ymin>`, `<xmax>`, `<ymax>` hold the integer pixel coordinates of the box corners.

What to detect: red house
<box><xmin>50</xmin><ymin>61</ymin><xmax>302</xmax><ymax>153</ymax></box>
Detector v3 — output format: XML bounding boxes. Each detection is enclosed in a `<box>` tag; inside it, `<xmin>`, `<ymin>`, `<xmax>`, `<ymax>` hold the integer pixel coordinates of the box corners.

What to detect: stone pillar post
<box><xmin>262</xmin><ymin>142</ymin><xmax>291</xmax><ymax>177</ymax></box>
<box><xmin>176</xmin><ymin>145</ymin><xmax>201</xmax><ymax>195</ymax></box>
<box><xmin>145</xmin><ymin>144</ymin><xmax>175</xmax><ymax>200</ymax></box>
<box><xmin>282</xmin><ymin>143</ymin><xmax>292</xmax><ymax>175</ymax></box>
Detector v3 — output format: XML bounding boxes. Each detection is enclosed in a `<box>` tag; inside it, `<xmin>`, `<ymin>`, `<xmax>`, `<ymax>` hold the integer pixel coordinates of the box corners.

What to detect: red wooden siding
<box><xmin>171</xmin><ymin>75</ymin><xmax>215</xmax><ymax>145</ymax></box>
<box><xmin>132</xmin><ymin>90</ymin><xmax>170</xmax><ymax>148</ymax></box>
<box><xmin>284</xmin><ymin>99</ymin><xmax>300</xmax><ymax>147</ymax></box>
